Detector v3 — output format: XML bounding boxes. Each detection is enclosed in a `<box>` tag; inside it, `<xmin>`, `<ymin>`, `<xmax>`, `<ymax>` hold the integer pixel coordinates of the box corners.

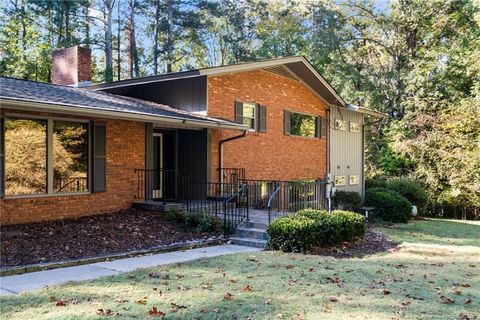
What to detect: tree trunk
<box><xmin>153</xmin><ymin>0</ymin><xmax>161</xmax><ymax>75</ymax></box>
<box><xmin>126</xmin><ymin>0</ymin><xmax>139</xmax><ymax>78</ymax></box>
<box><xmin>166</xmin><ymin>0</ymin><xmax>173</xmax><ymax>73</ymax></box>
<box><xmin>104</xmin><ymin>0</ymin><xmax>114</xmax><ymax>82</ymax></box>
<box><xmin>117</xmin><ymin>0</ymin><xmax>121</xmax><ymax>81</ymax></box>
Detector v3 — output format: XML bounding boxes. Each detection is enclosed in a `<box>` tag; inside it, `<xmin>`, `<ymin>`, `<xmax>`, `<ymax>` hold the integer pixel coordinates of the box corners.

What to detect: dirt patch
<box><xmin>0</xmin><ymin>209</ymin><xmax>220</xmax><ymax>268</ymax></box>
<box><xmin>310</xmin><ymin>227</ymin><xmax>400</xmax><ymax>258</ymax></box>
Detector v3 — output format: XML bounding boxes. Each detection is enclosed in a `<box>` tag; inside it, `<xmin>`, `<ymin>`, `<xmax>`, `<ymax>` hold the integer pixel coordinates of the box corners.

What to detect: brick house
<box><xmin>0</xmin><ymin>46</ymin><xmax>384</xmax><ymax>226</ymax></box>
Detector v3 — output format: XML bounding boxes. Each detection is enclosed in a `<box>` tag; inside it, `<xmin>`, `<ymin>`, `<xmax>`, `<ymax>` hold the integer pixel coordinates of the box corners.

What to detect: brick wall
<box><xmin>52</xmin><ymin>46</ymin><xmax>92</xmax><ymax>86</ymax></box>
<box><xmin>0</xmin><ymin>109</ymin><xmax>144</xmax><ymax>225</ymax></box>
<box><xmin>208</xmin><ymin>70</ymin><xmax>328</xmax><ymax>182</ymax></box>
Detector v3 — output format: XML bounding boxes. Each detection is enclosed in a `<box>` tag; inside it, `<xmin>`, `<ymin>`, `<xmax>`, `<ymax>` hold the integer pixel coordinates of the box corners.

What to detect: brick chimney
<box><xmin>52</xmin><ymin>46</ymin><xmax>92</xmax><ymax>87</ymax></box>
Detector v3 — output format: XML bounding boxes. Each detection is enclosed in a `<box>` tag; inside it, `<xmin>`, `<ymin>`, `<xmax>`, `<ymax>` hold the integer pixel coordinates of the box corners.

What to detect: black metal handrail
<box><xmin>134</xmin><ymin>169</ymin><xmax>179</xmax><ymax>201</ymax></box>
<box><xmin>223</xmin><ymin>183</ymin><xmax>249</xmax><ymax>236</ymax></box>
<box><xmin>267</xmin><ymin>185</ymin><xmax>282</xmax><ymax>225</ymax></box>
<box><xmin>265</xmin><ymin>180</ymin><xmax>327</xmax><ymax>224</ymax></box>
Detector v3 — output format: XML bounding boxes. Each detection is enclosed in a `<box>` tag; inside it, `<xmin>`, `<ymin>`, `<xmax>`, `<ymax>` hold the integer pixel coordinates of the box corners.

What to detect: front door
<box><xmin>152</xmin><ymin>133</ymin><xmax>163</xmax><ymax>199</ymax></box>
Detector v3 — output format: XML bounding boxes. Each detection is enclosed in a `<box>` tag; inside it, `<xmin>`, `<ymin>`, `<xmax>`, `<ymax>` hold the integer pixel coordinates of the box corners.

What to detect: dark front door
<box><xmin>152</xmin><ymin>133</ymin><xmax>163</xmax><ymax>199</ymax></box>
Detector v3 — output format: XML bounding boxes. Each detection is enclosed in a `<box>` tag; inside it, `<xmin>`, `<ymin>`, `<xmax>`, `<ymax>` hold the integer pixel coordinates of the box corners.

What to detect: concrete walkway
<box><xmin>0</xmin><ymin>244</ymin><xmax>261</xmax><ymax>297</ymax></box>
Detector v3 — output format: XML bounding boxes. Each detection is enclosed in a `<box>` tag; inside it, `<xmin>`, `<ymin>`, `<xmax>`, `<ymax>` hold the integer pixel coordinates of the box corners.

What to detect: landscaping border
<box><xmin>0</xmin><ymin>238</ymin><xmax>226</xmax><ymax>277</ymax></box>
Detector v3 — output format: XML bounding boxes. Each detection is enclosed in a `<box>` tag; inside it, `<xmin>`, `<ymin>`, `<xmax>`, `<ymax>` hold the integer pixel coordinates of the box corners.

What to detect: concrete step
<box><xmin>230</xmin><ymin>237</ymin><xmax>267</xmax><ymax>249</ymax></box>
<box><xmin>241</xmin><ymin>221</ymin><xmax>268</xmax><ymax>229</ymax></box>
<box><xmin>133</xmin><ymin>201</ymin><xmax>182</xmax><ymax>212</ymax></box>
<box><xmin>235</xmin><ymin>227</ymin><xmax>268</xmax><ymax>240</ymax></box>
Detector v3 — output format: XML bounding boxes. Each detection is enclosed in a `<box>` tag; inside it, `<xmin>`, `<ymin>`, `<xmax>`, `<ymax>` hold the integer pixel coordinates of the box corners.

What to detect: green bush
<box><xmin>364</xmin><ymin>188</ymin><xmax>412</xmax><ymax>223</ymax></box>
<box><xmin>180</xmin><ymin>212</ymin><xmax>221</xmax><ymax>233</ymax></box>
<box><xmin>197</xmin><ymin>214</ymin><xmax>221</xmax><ymax>233</ymax></box>
<box><xmin>266</xmin><ymin>215</ymin><xmax>319</xmax><ymax>253</ymax></box>
<box><xmin>267</xmin><ymin>209</ymin><xmax>366</xmax><ymax>253</ymax></box>
<box><xmin>365</xmin><ymin>177</ymin><xmax>388</xmax><ymax>190</ymax></box>
<box><xmin>385</xmin><ymin>178</ymin><xmax>427</xmax><ymax>208</ymax></box>
<box><xmin>332</xmin><ymin>191</ymin><xmax>363</xmax><ymax>210</ymax></box>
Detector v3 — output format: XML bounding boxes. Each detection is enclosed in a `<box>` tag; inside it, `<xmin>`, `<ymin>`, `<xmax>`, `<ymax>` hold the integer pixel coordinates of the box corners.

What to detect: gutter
<box><xmin>1</xmin><ymin>97</ymin><xmax>248</xmax><ymax>131</ymax></box>
<box><xmin>218</xmin><ymin>130</ymin><xmax>248</xmax><ymax>181</ymax></box>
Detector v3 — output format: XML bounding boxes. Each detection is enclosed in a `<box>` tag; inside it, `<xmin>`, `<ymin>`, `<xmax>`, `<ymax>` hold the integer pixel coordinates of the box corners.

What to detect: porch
<box><xmin>132</xmin><ymin>167</ymin><xmax>328</xmax><ymax>235</ymax></box>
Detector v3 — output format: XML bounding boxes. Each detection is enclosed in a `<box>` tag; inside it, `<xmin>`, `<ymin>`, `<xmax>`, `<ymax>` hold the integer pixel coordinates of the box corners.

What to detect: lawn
<box><xmin>0</xmin><ymin>219</ymin><xmax>478</xmax><ymax>319</ymax></box>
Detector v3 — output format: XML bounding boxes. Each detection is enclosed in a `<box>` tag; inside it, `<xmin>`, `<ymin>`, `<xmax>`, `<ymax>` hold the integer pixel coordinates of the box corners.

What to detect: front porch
<box><xmin>132</xmin><ymin>166</ymin><xmax>328</xmax><ymax>239</ymax></box>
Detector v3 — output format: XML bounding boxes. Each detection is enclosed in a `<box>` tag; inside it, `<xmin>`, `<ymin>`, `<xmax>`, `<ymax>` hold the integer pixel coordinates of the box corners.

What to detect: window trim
<box><xmin>3</xmin><ymin>113</ymin><xmax>91</xmax><ymax>198</ymax></box>
<box><xmin>241</xmin><ymin>102</ymin><xmax>257</xmax><ymax>132</ymax></box>
<box><xmin>285</xmin><ymin>109</ymin><xmax>321</xmax><ymax>139</ymax></box>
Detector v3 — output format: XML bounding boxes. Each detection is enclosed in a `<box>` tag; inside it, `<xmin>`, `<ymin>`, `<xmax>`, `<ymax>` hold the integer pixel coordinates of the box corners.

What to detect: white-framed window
<box><xmin>242</xmin><ymin>102</ymin><xmax>256</xmax><ymax>130</ymax></box>
<box><xmin>3</xmin><ymin>115</ymin><xmax>89</xmax><ymax>196</ymax></box>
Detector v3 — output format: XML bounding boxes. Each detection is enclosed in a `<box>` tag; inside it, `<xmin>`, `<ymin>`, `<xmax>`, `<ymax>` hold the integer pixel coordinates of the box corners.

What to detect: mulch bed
<box><xmin>310</xmin><ymin>227</ymin><xmax>400</xmax><ymax>258</ymax></box>
<box><xmin>0</xmin><ymin>209</ymin><xmax>220</xmax><ymax>268</ymax></box>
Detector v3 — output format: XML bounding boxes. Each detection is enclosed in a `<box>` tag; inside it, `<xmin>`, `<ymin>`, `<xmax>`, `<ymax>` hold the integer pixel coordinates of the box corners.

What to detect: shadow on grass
<box><xmin>376</xmin><ymin>219</ymin><xmax>480</xmax><ymax>247</ymax></box>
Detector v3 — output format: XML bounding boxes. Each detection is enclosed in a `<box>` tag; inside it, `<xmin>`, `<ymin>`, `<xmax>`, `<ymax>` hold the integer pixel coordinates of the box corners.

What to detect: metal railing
<box><xmin>223</xmin><ymin>184</ymin><xmax>249</xmax><ymax>236</ymax></box>
<box><xmin>180</xmin><ymin>179</ymin><xmax>249</xmax><ymax>236</ymax></box>
<box><xmin>134</xmin><ymin>169</ymin><xmax>179</xmax><ymax>201</ymax></box>
<box><xmin>54</xmin><ymin>177</ymin><xmax>88</xmax><ymax>193</ymax></box>
<box><xmin>267</xmin><ymin>180</ymin><xmax>327</xmax><ymax>224</ymax></box>
<box><xmin>218</xmin><ymin>167</ymin><xmax>246</xmax><ymax>184</ymax></box>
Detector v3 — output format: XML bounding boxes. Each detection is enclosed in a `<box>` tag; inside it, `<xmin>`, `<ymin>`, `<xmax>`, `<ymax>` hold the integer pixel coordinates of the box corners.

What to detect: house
<box><xmin>0</xmin><ymin>46</ymin><xmax>384</xmax><ymax>226</ymax></box>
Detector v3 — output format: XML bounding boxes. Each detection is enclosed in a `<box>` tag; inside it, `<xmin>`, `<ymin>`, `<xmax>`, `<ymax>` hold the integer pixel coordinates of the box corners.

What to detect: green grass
<box><xmin>1</xmin><ymin>219</ymin><xmax>479</xmax><ymax>319</ymax></box>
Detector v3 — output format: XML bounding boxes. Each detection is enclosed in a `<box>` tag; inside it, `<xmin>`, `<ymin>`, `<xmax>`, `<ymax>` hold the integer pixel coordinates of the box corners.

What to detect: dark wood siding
<box><xmin>104</xmin><ymin>76</ymin><xmax>207</xmax><ymax>113</ymax></box>
<box><xmin>177</xmin><ymin>129</ymin><xmax>207</xmax><ymax>182</ymax></box>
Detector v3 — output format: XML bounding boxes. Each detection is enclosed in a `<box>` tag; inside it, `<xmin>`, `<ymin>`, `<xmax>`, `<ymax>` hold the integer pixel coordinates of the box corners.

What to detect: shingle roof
<box><xmin>0</xmin><ymin>77</ymin><xmax>246</xmax><ymax>129</ymax></box>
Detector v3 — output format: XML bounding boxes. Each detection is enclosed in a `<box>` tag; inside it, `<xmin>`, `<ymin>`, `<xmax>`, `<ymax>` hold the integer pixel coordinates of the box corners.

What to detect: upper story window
<box><xmin>284</xmin><ymin>110</ymin><xmax>324</xmax><ymax>138</ymax></box>
<box><xmin>3</xmin><ymin>116</ymin><xmax>89</xmax><ymax>196</ymax></box>
<box><xmin>234</xmin><ymin>101</ymin><xmax>267</xmax><ymax>132</ymax></box>
<box><xmin>242</xmin><ymin>103</ymin><xmax>256</xmax><ymax>130</ymax></box>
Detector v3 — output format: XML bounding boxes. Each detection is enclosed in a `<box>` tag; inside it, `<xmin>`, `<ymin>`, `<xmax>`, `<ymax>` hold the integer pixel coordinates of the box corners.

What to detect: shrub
<box><xmin>332</xmin><ymin>191</ymin><xmax>363</xmax><ymax>210</ymax></box>
<box><xmin>365</xmin><ymin>177</ymin><xmax>388</xmax><ymax>190</ymax></box>
<box><xmin>266</xmin><ymin>215</ymin><xmax>319</xmax><ymax>253</ymax></box>
<box><xmin>364</xmin><ymin>188</ymin><xmax>412</xmax><ymax>223</ymax></box>
<box><xmin>385</xmin><ymin>178</ymin><xmax>427</xmax><ymax>208</ymax></box>
<box><xmin>267</xmin><ymin>209</ymin><xmax>366</xmax><ymax>253</ymax></box>
<box><xmin>181</xmin><ymin>212</ymin><xmax>221</xmax><ymax>233</ymax></box>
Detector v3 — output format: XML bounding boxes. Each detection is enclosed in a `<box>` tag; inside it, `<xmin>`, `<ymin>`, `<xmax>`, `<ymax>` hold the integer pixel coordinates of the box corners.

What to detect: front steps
<box><xmin>230</xmin><ymin>221</ymin><xmax>268</xmax><ymax>249</ymax></box>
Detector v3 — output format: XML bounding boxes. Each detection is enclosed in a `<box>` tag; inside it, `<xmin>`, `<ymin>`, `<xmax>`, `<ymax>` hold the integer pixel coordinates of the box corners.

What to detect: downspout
<box><xmin>218</xmin><ymin>130</ymin><xmax>248</xmax><ymax>182</ymax></box>
<box><xmin>326</xmin><ymin>108</ymin><xmax>332</xmax><ymax>212</ymax></box>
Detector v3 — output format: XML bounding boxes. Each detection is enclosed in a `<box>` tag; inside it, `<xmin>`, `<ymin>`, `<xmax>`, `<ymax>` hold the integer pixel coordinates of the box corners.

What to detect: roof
<box><xmin>89</xmin><ymin>56</ymin><xmax>346</xmax><ymax>108</ymax></box>
<box><xmin>0</xmin><ymin>77</ymin><xmax>248</xmax><ymax>130</ymax></box>
<box><xmin>89</xmin><ymin>56</ymin><xmax>385</xmax><ymax>117</ymax></box>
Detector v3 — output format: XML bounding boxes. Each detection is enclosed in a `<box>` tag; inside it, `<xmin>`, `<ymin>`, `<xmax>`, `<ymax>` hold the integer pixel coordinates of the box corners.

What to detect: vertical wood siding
<box><xmin>329</xmin><ymin>107</ymin><xmax>365</xmax><ymax>196</ymax></box>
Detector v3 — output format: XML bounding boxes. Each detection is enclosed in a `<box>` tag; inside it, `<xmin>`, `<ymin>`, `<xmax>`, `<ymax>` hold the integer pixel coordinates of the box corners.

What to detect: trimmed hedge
<box><xmin>364</xmin><ymin>188</ymin><xmax>412</xmax><ymax>223</ymax></box>
<box><xmin>385</xmin><ymin>178</ymin><xmax>427</xmax><ymax>208</ymax></box>
<box><xmin>332</xmin><ymin>191</ymin><xmax>363</xmax><ymax>210</ymax></box>
<box><xmin>266</xmin><ymin>209</ymin><xmax>366</xmax><ymax>253</ymax></box>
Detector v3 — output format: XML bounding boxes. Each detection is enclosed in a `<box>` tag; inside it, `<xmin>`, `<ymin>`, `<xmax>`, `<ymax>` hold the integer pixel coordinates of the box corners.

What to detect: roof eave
<box><xmin>0</xmin><ymin>97</ymin><xmax>248</xmax><ymax>131</ymax></box>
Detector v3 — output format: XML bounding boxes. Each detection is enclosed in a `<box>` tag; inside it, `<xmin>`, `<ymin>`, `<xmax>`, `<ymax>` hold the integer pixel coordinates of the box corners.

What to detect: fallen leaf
<box><xmin>224</xmin><ymin>292</ymin><xmax>234</xmax><ymax>301</ymax></box>
<box><xmin>96</xmin><ymin>309</ymin><xmax>114</xmax><ymax>316</ymax></box>
<box><xmin>229</xmin><ymin>278</ymin><xmax>238</xmax><ymax>283</ymax></box>
<box><xmin>171</xmin><ymin>302</ymin><xmax>187</xmax><ymax>312</ymax></box>
<box><xmin>201</xmin><ymin>283</ymin><xmax>211</xmax><ymax>289</ymax></box>
<box><xmin>265</xmin><ymin>299</ymin><xmax>272</xmax><ymax>304</ymax></box>
<box><xmin>241</xmin><ymin>285</ymin><xmax>253</xmax><ymax>292</ymax></box>
<box><xmin>378</xmin><ymin>289</ymin><xmax>391</xmax><ymax>295</ymax></box>
<box><xmin>286</xmin><ymin>264</ymin><xmax>294</xmax><ymax>269</ymax></box>
<box><xmin>440</xmin><ymin>296</ymin><xmax>455</xmax><ymax>304</ymax></box>
<box><xmin>308</xmin><ymin>268</ymin><xmax>314</xmax><ymax>272</ymax></box>
<box><xmin>329</xmin><ymin>296</ymin><xmax>338</xmax><ymax>302</ymax></box>
<box><xmin>136</xmin><ymin>298</ymin><xmax>147</xmax><ymax>305</ymax></box>
<box><xmin>55</xmin><ymin>300</ymin><xmax>67</xmax><ymax>307</ymax></box>
<box><xmin>149</xmin><ymin>306</ymin><xmax>166</xmax><ymax>318</ymax></box>
<box><xmin>247</xmin><ymin>256</ymin><xmax>258</xmax><ymax>262</ymax></box>
<box><xmin>464</xmin><ymin>299</ymin><xmax>472</xmax><ymax>304</ymax></box>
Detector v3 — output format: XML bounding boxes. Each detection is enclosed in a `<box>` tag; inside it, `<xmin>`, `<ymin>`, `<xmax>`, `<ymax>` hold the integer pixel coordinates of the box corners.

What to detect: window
<box><xmin>53</xmin><ymin>121</ymin><xmax>89</xmax><ymax>193</ymax></box>
<box><xmin>350</xmin><ymin>122</ymin><xmax>360</xmax><ymax>132</ymax></box>
<box><xmin>3</xmin><ymin>116</ymin><xmax>89</xmax><ymax>196</ymax></box>
<box><xmin>285</xmin><ymin>111</ymin><xmax>321</xmax><ymax>138</ymax></box>
<box><xmin>242</xmin><ymin>103</ymin><xmax>256</xmax><ymax>130</ymax></box>
<box><xmin>5</xmin><ymin>118</ymin><xmax>47</xmax><ymax>195</ymax></box>
<box><xmin>334</xmin><ymin>119</ymin><xmax>346</xmax><ymax>131</ymax></box>
<box><xmin>234</xmin><ymin>101</ymin><xmax>266</xmax><ymax>132</ymax></box>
